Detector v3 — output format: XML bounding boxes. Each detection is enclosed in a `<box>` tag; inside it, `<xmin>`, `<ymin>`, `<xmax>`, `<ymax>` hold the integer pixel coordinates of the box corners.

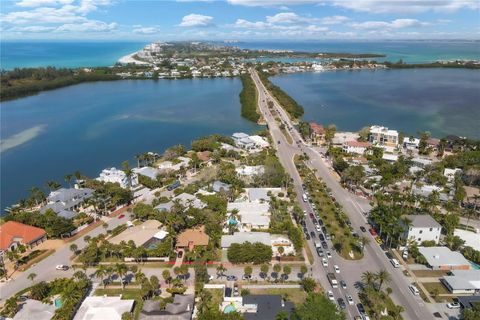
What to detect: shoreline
<box><xmin>117</xmin><ymin>51</ymin><xmax>150</xmax><ymax>65</ymax></box>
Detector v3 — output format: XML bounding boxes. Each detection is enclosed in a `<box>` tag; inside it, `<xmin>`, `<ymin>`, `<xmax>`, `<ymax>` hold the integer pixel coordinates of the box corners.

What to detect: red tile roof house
<box><xmin>309</xmin><ymin>123</ymin><xmax>325</xmax><ymax>144</ymax></box>
<box><xmin>0</xmin><ymin>221</ymin><xmax>47</xmax><ymax>255</ymax></box>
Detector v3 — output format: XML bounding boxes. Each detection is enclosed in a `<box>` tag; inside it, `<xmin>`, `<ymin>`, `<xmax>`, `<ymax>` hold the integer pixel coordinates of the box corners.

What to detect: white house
<box><xmin>74</xmin><ymin>296</ymin><xmax>135</xmax><ymax>320</ymax></box>
<box><xmin>401</xmin><ymin>215</ymin><xmax>442</xmax><ymax>244</ymax></box>
<box><xmin>342</xmin><ymin>141</ymin><xmax>371</xmax><ymax>155</ymax></box>
<box><xmin>369</xmin><ymin>125</ymin><xmax>399</xmax><ymax>147</ymax></box>
<box><xmin>227</xmin><ymin>202</ymin><xmax>270</xmax><ymax>231</ymax></box>
<box><xmin>133</xmin><ymin>166</ymin><xmax>160</xmax><ymax>181</ymax></box>
<box><xmin>444</xmin><ymin>168</ymin><xmax>462</xmax><ymax>182</ymax></box>
<box><xmin>97</xmin><ymin>167</ymin><xmax>138</xmax><ymax>189</ymax></box>
<box><xmin>441</xmin><ymin>270</ymin><xmax>480</xmax><ymax>294</ymax></box>
<box><xmin>249</xmin><ymin>135</ymin><xmax>270</xmax><ymax>149</ymax></box>
<box><xmin>236</xmin><ymin>165</ymin><xmax>265</xmax><ymax>177</ymax></box>
<box><xmin>403</xmin><ymin>137</ymin><xmax>420</xmax><ymax>149</ymax></box>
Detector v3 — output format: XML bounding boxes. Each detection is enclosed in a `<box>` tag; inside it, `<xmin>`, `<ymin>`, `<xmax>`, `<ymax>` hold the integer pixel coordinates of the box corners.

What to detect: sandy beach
<box><xmin>118</xmin><ymin>52</ymin><xmax>150</xmax><ymax>65</ymax></box>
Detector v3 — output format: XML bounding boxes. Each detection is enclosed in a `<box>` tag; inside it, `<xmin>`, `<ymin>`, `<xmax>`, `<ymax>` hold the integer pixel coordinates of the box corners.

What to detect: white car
<box><xmin>56</xmin><ymin>265</ymin><xmax>69</xmax><ymax>271</ymax></box>
<box><xmin>315</xmin><ymin>224</ymin><xmax>321</xmax><ymax>232</ymax></box>
<box><xmin>346</xmin><ymin>294</ymin><xmax>354</xmax><ymax>305</ymax></box>
<box><xmin>327</xmin><ymin>290</ymin><xmax>335</xmax><ymax>301</ymax></box>
<box><xmin>322</xmin><ymin>258</ymin><xmax>328</xmax><ymax>267</ymax></box>
<box><xmin>446</xmin><ymin>302</ymin><xmax>460</xmax><ymax>309</ymax></box>
<box><xmin>326</xmin><ymin>250</ymin><xmax>332</xmax><ymax>259</ymax></box>
<box><xmin>334</xmin><ymin>265</ymin><xmax>340</xmax><ymax>273</ymax></box>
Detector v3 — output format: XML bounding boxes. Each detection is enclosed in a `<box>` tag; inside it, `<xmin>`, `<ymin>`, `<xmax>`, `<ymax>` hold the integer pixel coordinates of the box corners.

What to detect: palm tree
<box><xmin>216</xmin><ymin>264</ymin><xmax>226</xmax><ymax>278</ymax></box>
<box><xmin>162</xmin><ymin>269</ymin><xmax>171</xmax><ymax>286</ymax></box>
<box><xmin>122</xmin><ymin>160</ymin><xmax>134</xmax><ymax>189</ymax></box>
<box><xmin>27</xmin><ymin>272</ymin><xmax>37</xmax><ymax>283</ymax></box>
<box><xmin>361</xmin><ymin>271</ymin><xmax>376</xmax><ymax>289</ymax></box>
<box><xmin>64</xmin><ymin>174</ymin><xmax>73</xmax><ymax>188</ymax></box>
<box><xmin>376</xmin><ymin>269</ymin><xmax>391</xmax><ymax>291</ymax></box>
<box><xmin>69</xmin><ymin>243</ymin><xmax>78</xmax><ymax>255</ymax></box>
<box><xmin>115</xmin><ymin>263</ymin><xmax>128</xmax><ymax>289</ymax></box>
<box><xmin>135</xmin><ymin>270</ymin><xmax>146</xmax><ymax>284</ymax></box>
<box><xmin>95</xmin><ymin>265</ymin><xmax>108</xmax><ymax>288</ymax></box>
<box><xmin>45</xmin><ymin>180</ymin><xmax>61</xmax><ymax>192</ymax></box>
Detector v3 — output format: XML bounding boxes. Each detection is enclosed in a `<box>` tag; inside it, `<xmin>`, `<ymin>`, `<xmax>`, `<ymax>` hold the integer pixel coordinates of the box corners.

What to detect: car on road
<box><xmin>346</xmin><ymin>294</ymin><xmax>354</xmax><ymax>305</ymax></box>
<box><xmin>375</xmin><ymin>237</ymin><xmax>383</xmax><ymax>245</ymax></box>
<box><xmin>446</xmin><ymin>302</ymin><xmax>460</xmax><ymax>309</ymax></box>
<box><xmin>337</xmin><ymin>298</ymin><xmax>346</xmax><ymax>309</ymax></box>
<box><xmin>309</xmin><ymin>212</ymin><xmax>314</xmax><ymax>219</ymax></box>
<box><xmin>334</xmin><ymin>265</ymin><xmax>340</xmax><ymax>273</ymax></box>
<box><xmin>277</xmin><ymin>140</ymin><xmax>281</xmax><ymax>144</ymax></box>
<box><xmin>242</xmin><ymin>275</ymin><xmax>252</xmax><ymax>281</ymax></box>
<box><xmin>360</xmin><ymin>226</ymin><xmax>367</xmax><ymax>233</ymax></box>
<box><xmin>321</xmin><ymin>241</ymin><xmax>328</xmax><ymax>249</ymax></box>
<box><xmin>318</xmin><ymin>233</ymin><xmax>325</xmax><ymax>241</ymax></box>
<box><xmin>310</xmin><ymin>231</ymin><xmax>316</xmax><ymax>238</ymax></box>
<box><xmin>317</xmin><ymin>219</ymin><xmax>324</xmax><ymax>226</ymax></box>
<box><xmin>56</xmin><ymin>265</ymin><xmax>69</xmax><ymax>271</ymax></box>
<box><xmin>316</xmin><ymin>248</ymin><xmax>324</xmax><ymax>257</ymax></box>
<box><xmin>369</xmin><ymin>228</ymin><xmax>377</xmax><ymax>236</ymax></box>
<box><xmin>118</xmin><ymin>214</ymin><xmax>125</xmax><ymax>219</ymax></box>
<box><xmin>357</xmin><ymin>303</ymin><xmax>366</xmax><ymax>314</ymax></box>
<box><xmin>325</xmin><ymin>233</ymin><xmax>331</xmax><ymax>240</ymax></box>
<box><xmin>326</xmin><ymin>250</ymin><xmax>332</xmax><ymax>259</ymax></box>
<box><xmin>408</xmin><ymin>284</ymin><xmax>420</xmax><ymax>296</ymax></box>
<box><xmin>322</xmin><ymin>258</ymin><xmax>328</xmax><ymax>267</ymax></box>
<box><xmin>226</xmin><ymin>275</ymin><xmax>238</xmax><ymax>281</ymax></box>
<box><xmin>315</xmin><ymin>224</ymin><xmax>321</xmax><ymax>232</ymax></box>
<box><xmin>305</xmin><ymin>233</ymin><xmax>311</xmax><ymax>240</ymax></box>
<box><xmin>340</xmin><ymin>280</ymin><xmax>347</xmax><ymax>289</ymax></box>
<box><xmin>327</xmin><ymin>291</ymin><xmax>335</xmax><ymax>301</ymax></box>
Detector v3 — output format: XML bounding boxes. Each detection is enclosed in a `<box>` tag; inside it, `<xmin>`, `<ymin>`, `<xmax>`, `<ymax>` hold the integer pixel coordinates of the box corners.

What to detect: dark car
<box><xmin>321</xmin><ymin>226</ymin><xmax>327</xmax><ymax>233</ymax></box>
<box><xmin>310</xmin><ymin>231</ymin><xmax>316</xmax><ymax>238</ymax></box>
<box><xmin>318</xmin><ymin>233</ymin><xmax>325</xmax><ymax>241</ymax></box>
<box><xmin>321</xmin><ymin>241</ymin><xmax>328</xmax><ymax>249</ymax></box>
<box><xmin>309</xmin><ymin>212</ymin><xmax>315</xmax><ymax>219</ymax></box>
<box><xmin>337</xmin><ymin>298</ymin><xmax>346</xmax><ymax>309</ymax></box>
<box><xmin>340</xmin><ymin>280</ymin><xmax>347</xmax><ymax>289</ymax></box>
<box><xmin>167</xmin><ymin>180</ymin><xmax>181</xmax><ymax>191</ymax></box>
<box><xmin>277</xmin><ymin>140</ymin><xmax>281</xmax><ymax>144</ymax></box>
<box><xmin>360</xmin><ymin>226</ymin><xmax>367</xmax><ymax>232</ymax></box>
<box><xmin>318</xmin><ymin>219</ymin><xmax>324</xmax><ymax>226</ymax></box>
<box><xmin>226</xmin><ymin>275</ymin><xmax>238</xmax><ymax>281</ymax></box>
<box><xmin>357</xmin><ymin>303</ymin><xmax>366</xmax><ymax>314</ymax></box>
<box><xmin>316</xmin><ymin>248</ymin><xmax>324</xmax><ymax>257</ymax></box>
<box><xmin>305</xmin><ymin>234</ymin><xmax>311</xmax><ymax>240</ymax></box>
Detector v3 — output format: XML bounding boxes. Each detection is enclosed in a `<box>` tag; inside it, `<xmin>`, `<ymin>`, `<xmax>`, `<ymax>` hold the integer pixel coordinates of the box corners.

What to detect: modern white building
<box><xmin>342</xmin><ymin>141</ymin><xmax>371</xmax><ymax>155</ymax></box>
<box><xmin>444</xmin><ymin>168</ymin><xmax>462</xmax><ymax>182</ymax></box>
<box><xmin>133</xmin><ymin>166</ymin><xmax>160</xmax><ymax>181</ymax></box>
<box><xmin>441</xmin><ymin>270</ymin><xmax>480</xmax><ymax>294</ymax></box>
<box><xmin>227</xmin><ymin>202</ymin><xmax>270</xmax><ymax>231</ymax></box>
<box><xmin>418</xmin><ymin>246</ymin><xmax>471</xmax><ymax>270</ymax></box>
<box><xmin>401</xmin><ymin>215</ymin><xmax>442</xmax><ymax>244</ymax></box>
<box><xmin>369</xmin><ymin>125</ymin><xmax>399</xmax><ymax>147</ymax></box>
<box><xmin>236</xmin><ymin>165</ymin><xmax>265</xmax><ymax>177</ymax></box>
<box><xmin>74</xmin><ymin>296</ymin><xmax>135</xmax><ymax>320</ymax></box>
<box><xmin>97</xmin><ymin>167</ymin><xmax>138</xmax><ymax>189</ymax></box>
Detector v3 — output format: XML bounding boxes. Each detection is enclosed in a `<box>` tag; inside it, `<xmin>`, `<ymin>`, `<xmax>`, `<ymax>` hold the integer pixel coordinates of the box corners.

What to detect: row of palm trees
<box><xmin>361</xmin><ymin>269</ymin><xmax>391</xmax><ymax>292</ymax></box>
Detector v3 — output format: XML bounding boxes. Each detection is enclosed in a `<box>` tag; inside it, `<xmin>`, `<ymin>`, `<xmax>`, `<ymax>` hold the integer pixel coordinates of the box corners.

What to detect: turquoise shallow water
<box><xmin>270</xmin><ymin>68</ymin><xmax>480</xmax><ymax>139</ymax></box>
<box><xmin>0</xmin><ymin>78</ymin><xmax>259</xmax><ymax>211</ymax></box>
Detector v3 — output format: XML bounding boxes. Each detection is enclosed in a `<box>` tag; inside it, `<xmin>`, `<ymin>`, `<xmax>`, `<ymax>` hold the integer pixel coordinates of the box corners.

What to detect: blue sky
<box><xmin>1</xmin><ymin>0</ymin><xmax>479</xmax><ymax>40</ymax></box>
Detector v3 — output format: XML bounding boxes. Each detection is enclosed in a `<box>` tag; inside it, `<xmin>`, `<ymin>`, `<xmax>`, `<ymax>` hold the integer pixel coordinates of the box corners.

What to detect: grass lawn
<box><xmin>412</xmin><ymin>270</ymin><xmax>449</xmax><ymax>277</ymax></box>
<box><xmin>422</xmin><ymin>282</ymin><xmax>450</xmax><ymax>297</ymax></box>
<box><xmin>248</xmin><ymin>288</ymin><xmax>307</xmax><ymax>305</ymax></box>
<box><xmin>280</xmin><ymin>126</ymin><xmax>294</xmax><ymax>144</ymax></box>
<box><xmin>303</xmin><ymin>239</ymin><xmax>314</xmax><ymax>265</ymax></box>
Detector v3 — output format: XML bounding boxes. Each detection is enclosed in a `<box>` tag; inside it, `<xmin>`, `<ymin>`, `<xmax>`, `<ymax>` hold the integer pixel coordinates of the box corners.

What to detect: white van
<box><xmin>409</xmin><ymin>284</ymin><xmax>420</xmax><ymax>296</ymax></box>
<box><xmin>390</xmin><ymin>258</ymin><xmax>400</xmax><ymax>268</ymax></box>
<box><xmin>302</xmin><ymin>193</ymin><xmax>308</xmax><ymax>202</ymax></box>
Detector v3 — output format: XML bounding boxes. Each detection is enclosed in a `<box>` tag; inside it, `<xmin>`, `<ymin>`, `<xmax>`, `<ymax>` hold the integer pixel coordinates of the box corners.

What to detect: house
<box><xmin>236</xmin><ymin>136</ymin><xmax>256</xmax><ymax>150</ymax></box>
<box><xmin>227</xmin><ymin>202</ymin><xmax>270</xmax><ymax>231</ymax></box>
<box><xmin>212</xmin><ymin>181</ymin><xmax>231</xmax><ymax>193</ymax></box>
<box><xmin>249</xmin><ymin>135</ymin><xmax>270</xmax><ymax>149</ymax></box>
<box><xmin>411</xmin><ymin>157</ymin><xmax>433</xmax><ymax>168</ymax></box>
<box><xmin>236</xmin><ymin>165</ymin><xmax>265</xmax><ymax>177</ymax></box>
<box><xmin>454</xmin><ymin>229</ymin><xmax>480</xmax><ymax>250</ymax></box>
<box><xmin>13</xmin><ymin>299</ymin><xmax>55</xmax><ymax>320</ymax></box>
<box><xmin>369</xmin><ymin>125</ymin><xmax>399</xmax><ymax>147</ymax></box>
<box><xmin>382</xmin><ymin>153</ymin><xmax>399</xmax><ymax>162</ymax></box>
<box><xmin>342</xmin><ymin>141</ymin><xmax>371</xmax><ymax>155</ymax></box>
<box><xmin>457</xmin><ymin>296</ymin><xmax>480</xmax><ymax>310</ymax></box>
<box><xmin>40</xmin><ymin>187</ymin><xmax>94</xmax><ymax>216</ymax></box>
<box><xmin>444</xmin><ymin>168</ymin><xmax>462</xmax><ymax>182</ymax></box>
<box><xmin>174</xmin><ymin>193</ymin><xmax>206</xmax><ymax>209</ymax></box>
<box><xmin>133</xmin><ymin>166</ymin><xmax>160</xmax><ymax>181</ymax></box>
<box><xmin>427</xmin><ymin>138</ymin><xmax>440</xmax><ymax>150</ymax></box>
<box><xmin>403</xmin><ymin>137</ymin><xmax>420</xmax><ymax>149</ymax></box>
<box><xmin>418</xmin><ymin>246</ymin><xmax>471</xmax><ymax>270</ymax></box>
<box><xmin>412</xmin><ymin>185</ymin><xmax>450</xmax><ymax>202</ymax></box>
<box><xmin>463</xmin><ymin>186</ymin><xmax>480</xmax><ymax>209</ymax></box>
<box><xmin>441</xmin><ymin>270</ymin><xmax>480</xmax><ymax>294</ymax></box>
<box><xmin>401</xmin><ymin>215</ymin><xmax>442</xmax><ymax>244</ymax></box>
<box><xmin>196</xmin><ymin>151</ymin><xmax>211</xmax><ymax>162</ymax></box>
<box><xmin>140</xmin><ymin>295</ymin><xmax>194</xmax><ymax>320</ymax></box>
<box><xmin>176</xmin><ymin>225</ymin><xmax>209</xmax><ymax>251</ymax></box>
<box><xmin>309</xmin><ymin>123</ymin><xmax>324</xmax><ymax>144</ymax></box>
<box><xmin>109</xmin><ymin>220</ymin><xmax>168</xmax><ymax>248</ymax></box>
<box><xmin>332</xmin><ymin>132</ymin><xmax>360</xmax><ymax>145</ymax></box>
<box><xmin>97</xmin><ymin>167</ymin><xmax>139</xmax><ymax>189</ymax></box>
<box><xmin>246</xmin><ymin>188</ymin><xmax>282</xmax><ymax>202</ymax></box>
<box><xmin>73</xmin><ymin>296</ymin><xmax>135</xmax><ymax>320</ymax></box>
<box><xmin>0</xmin><ymin>221</ymin><xmax>47</xmax><ymax>254</ymax></box>
<box><xmin>221</xmin><ymin>232</ymin><xmax>271</xmax><ymax>248</ymax></box>
<box><xmin>243</xmin><ymin>295</ymin><xmax>294</xmax><ymax>320</ymax></box>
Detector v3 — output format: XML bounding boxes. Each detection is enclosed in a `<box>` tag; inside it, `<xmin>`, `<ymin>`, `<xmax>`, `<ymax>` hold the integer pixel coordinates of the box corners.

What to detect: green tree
<box><xmin>69</xmin><ymin>243</ymin><xmax>78</xmax><ymax>255</ymax></box>
<box><xmin>260</xmin><ymin>264</ymin><xmax>269</xmax><ymax>279</ymax></box>
<box><xmin>292</xmin><ymin>293</ymin><xmax>345</xmax><ymax>320</ymax></box>
<box><xmin>275</xmin><ymin>311</ymin><xmax>289</xmax><ymax>320</ymax></box>
<box><xmin>301</xmin><ymin>277</ymin><xmax>316</xmax><ymax>293</ymax></box>
<box><xmin>27</xmin><ymin>272</ymin><xmax>37</xmax><ymax>283</ymax></box>
<box><xmin>95</xmin><ymin>265</ymin><xmax>108</xmax><ymax>288</ymax></box>
<box><xmin>300</xmin><ymin>265</ymin><xmax>308</xmax><ymax>278</ymax></box>
<box><xmin>244</xmin><ymin>266</ymin><xmax>253</xmax><ymax>278</ymax></box>
<box><xmin>375</xmin><ymin>269</ymin><xmax>391</xmax><ymax>291</ymax></box>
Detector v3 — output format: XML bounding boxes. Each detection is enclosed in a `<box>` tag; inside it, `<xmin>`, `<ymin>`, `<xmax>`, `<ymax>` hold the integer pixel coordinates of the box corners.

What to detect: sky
<box><xmin>1</xmin><ymin>0</ymin><xmax>479</xmax><ymax>41</ymax></box>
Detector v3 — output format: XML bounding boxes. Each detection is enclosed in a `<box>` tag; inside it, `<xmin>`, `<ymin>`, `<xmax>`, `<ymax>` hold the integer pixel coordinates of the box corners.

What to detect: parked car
<box><xmin>402</xmin><ymin>250</ymin><xmax>409</xmax><ymax>260</ymax></box>
<box><xmin>318</xmin><ymin>233</ymin><xmax>325</xmax><ymax>241</ymax></box>
<box><xmin>325</xmin><ymin>234</ymin><xmax>331</xmax><ymax>240</ymax></box>
<box><xmin>334</xmin><ymin>265</ymin><xmax>340</xmax><ymax>273</ymax></box>
<box><xmin>408</xmin><ymin>284</ymin><xmax>420</xmax><ymax>296</ymax></box>
<box><xmin>321</xmin><ymin>241</ymin><xmax>328</xmax><ymax>249</ymax></box>
<box><xmin>357</xmin><ymin>303</ymin><xmax>366</xmax><ymax>314</ymax></box>
<box><xmin>305</xmin><ymin>234</ymin><xmax>311</xmax><ymax>240</ymax></box>
<box><xmin>56</xmin><ymin>265</ymin><xmax>69</xmax><ymax>271</ymax></box>
<box><xmin>226</xmin><ymin>275</ymin><xmax>238</xmax><ymax>281</ymax></box>
<box><xmin>326</xmin><ymin>250</ymin><xmax>332</xmax><ymax>259</ymax></box>
<box><xmin>369</xmin><ymin>228</ymin><xmax>377</xmax><ymax>236</ymax></box>
<box><xmin>315</xmin><ymin>224</ymin><xmax>321</xmax><ymax>232</ymax></box>
<box><xmin>118</xmin><ymin>214</ymin><xmax>125</xmax><ymax>219</ymax></box>
<box><xmin>360</xmin><ymin>226</ymin><xmax>367</xmax><ymax>233</ymax></box>
<box><xmin>322</xmin><ymin>258</ymin><xmax>328</xmax><ymax>267</ymax></box>
<box><xmin>327</xmin><ymin>291</ymin><xmax>335</xmax><ymax>301</ymax></box>
<box><xmin>346</xmin><ymin>294</ymin><xmax>354</xmax><ymax>305</ymax></box>
<box><xmin>337</xmin><ymin>298</ymin><xmax>346</xmax><ymax>309</ymax></box>
<box><xmin>316</xmin><ymin>248</ymin><xmax>324</xmax><ymax>257</ymax></box>
<box><xmin>310</xmin><ymin>231</ymin><xmax>316</xmax><ymax>238</ymax></box>
<box><xmin>446</xmin><ymin>302</ymin><xmax>460</xmax><ymax>309</ymax></box>
<box><xmin>340</xmin><ymin>280</ymin><xmax>347</xmax><ymax>289</ymax></box>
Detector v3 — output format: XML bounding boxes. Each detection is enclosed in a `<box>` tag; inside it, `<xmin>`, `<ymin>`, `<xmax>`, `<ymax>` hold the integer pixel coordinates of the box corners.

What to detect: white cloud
<box><xmin>331</xmin><ymin>0</ymin><xmax>479</xmax><ymax>14</ymax></box>
<box><xmin>8</xmin><ymin>25</ymin><xmax>56</xmax><ymax>32</ymax></box>
<box><xmin>133</xmin><ymin>26</ymin><xmax>160</xmax><ymax>34</ymax></box>
<box><xmin>350</xmin><ymin>19</ymin><xmax>427</xmax><ymax>30</ymax></box>
<box><xmin>16</xmin><ymin>0</ymin><xmax>74</xmax><ymax>7</ymax></box>
<box><xmin>234</xmin><ymin>19</ymin><xmax>270</xmax><ymax>29</ymax></box>
<box><xmin>266</xmin><ymin>12</ymin><xmax>310</xmax><ymax>24</ymax></box>
<box><xmin>179</xmin><ymin>13</ymin><xmax>214</xmax><ymax>27</ymax></box>
<box><xmin>227</xmin><ymin>0</ymin><xmax>319</xmax><ymax>6</ymax></box>
<box><xmin>56</xmin><ymin>20</ymin><xmax>117</xmax><ymax>32</ymax></box>
<box><xmin>319</xmin><ymin>15</ymin><xmax>349</xmax><ymax>25</ymax></box>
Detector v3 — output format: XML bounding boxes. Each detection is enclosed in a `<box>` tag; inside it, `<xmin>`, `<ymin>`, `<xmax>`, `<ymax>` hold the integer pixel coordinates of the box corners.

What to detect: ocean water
<box><xmin>231</xmin><ymin>41</ymin><xmax>480</xmax><ymax>63</ymax></box>
<box><xmin>270</xmin><ymin>68</ymin><xmax>480</xmax><ymax>139</ymax></box>
<box><xmin>0</xmin><ymin>78</ymin><xmax>259</xmax><ymax>211</ymax></box>
<box><xmin>0</xmin><ymin>41</ymin><xmax>146</xmax><ymax>70</ymax></box>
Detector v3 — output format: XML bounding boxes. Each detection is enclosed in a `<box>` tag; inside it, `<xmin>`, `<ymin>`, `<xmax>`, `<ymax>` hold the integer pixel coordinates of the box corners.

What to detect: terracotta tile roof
<box><xmin>0</xmin><ymin>221</ymin><xmax>46</xmax><ymax>251</ymax></box>
<box><xmin>344</xmin><ymin>140</ymin><xmax>371</xmax><ymax>148</ymax></box>
<box><xmin>196</xmin><ymin>151</ymin><xmax>211</xmax><ymax>162</ymax></box>
<box><xmin>176</xmin><ymin>225</ymin><xmax>209</xmax><ymax>248</ymax></box>
<box><xmin>309</xmin><ymin>123</ymin><xmax>325</xmax><ymax>135</ymax></box>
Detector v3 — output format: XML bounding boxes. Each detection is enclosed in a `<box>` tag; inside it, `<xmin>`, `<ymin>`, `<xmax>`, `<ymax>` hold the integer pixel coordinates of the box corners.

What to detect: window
<box><xmin>418</xmin><ymin>238</ymin><xmax>421</xmax><ymax>242</ymax></box>
<box><xmin>419</xmin><ymin>230</ymin><xmax>423</xmax><ymax>234</ymax></box>
<box><xmin>429</xmin><ymin>228</ymin><xmax>433</xmax><ymax>231</ymax></box>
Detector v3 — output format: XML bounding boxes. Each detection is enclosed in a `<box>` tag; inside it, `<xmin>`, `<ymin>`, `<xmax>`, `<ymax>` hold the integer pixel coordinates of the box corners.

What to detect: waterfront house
<box><xmin>97</xmin><ymin>167</ymin><xmax>139</xmax><ymax>189</ymax></box>
<box><xmin>342</xmin><ymin>141</ymin><xmax>371</xmax><ymax>155</ymax></box>
<box><xmin>0</xmin><ymin>221</ymin><xmax>46</xmax><ymax>254</ymax></box>
<box><xmin>309</xmin><ymin>123</ymin><xmax>324</xmax><ymax>144</ymax></box>
<box><xmin>403</xmin><ymin>137</ymin><xmax>420</xmax><ymax>149</ymax></box>
<box><xmin>175</xmin><ymin>225</ymin><xmax>209</xmax><ymax>251</ymax></box>
<box><xmin>133</xmin><ymin>166</ymin><xmax>160</xmax><ymax>181</ymax></box>
<box><xmin>40</xmin><ymin>187</ymin><xmax>94</xmax><ymax>216</ymax></box>
<box><xmin>369</xmin><ymin>125</ymin><xmax>399</xmax><ymax>148</ymax></box>
<box><xmin>401</xmin><ymin>215</ymin><xmax>442</xmax><ymax>244</ymax></box>
<box><xmin>418</xmin><ymin>247</ymin><xmax>471</xmax><ymax>270</ymax></box>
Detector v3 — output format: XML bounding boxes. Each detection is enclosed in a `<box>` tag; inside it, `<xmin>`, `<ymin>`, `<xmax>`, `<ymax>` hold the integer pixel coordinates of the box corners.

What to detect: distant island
<box><xmin>1</xmin><ymin>41</ymin><xmax>478</xmax><ymax>102</ymax></box>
